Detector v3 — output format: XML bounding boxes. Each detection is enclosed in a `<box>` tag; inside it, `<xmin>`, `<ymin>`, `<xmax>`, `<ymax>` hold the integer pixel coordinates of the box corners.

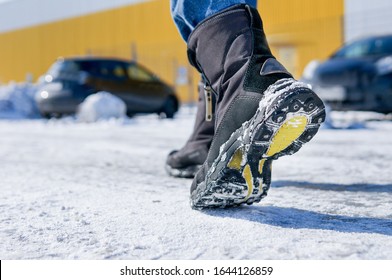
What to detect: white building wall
<box><xmin>345</xmin><ymin>0</ymin><xmax>392</xmax><ymax>42</ymax></box>
<box><xmin>0</xmin><ymin>0</ymin><xmax>151</xmax><ymax>33</ymax></box>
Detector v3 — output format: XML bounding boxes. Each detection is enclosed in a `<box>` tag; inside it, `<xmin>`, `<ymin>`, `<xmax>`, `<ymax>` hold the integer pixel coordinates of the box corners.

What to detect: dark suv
<box><xmin>302</xmin><ymin>34</ymin><xmax>392</xmax><ymax>113</ymax></box>
<box><xmin>36</xmin><ymin>57</ymin><xmax>179</xmax><ymax>118</ymax></box>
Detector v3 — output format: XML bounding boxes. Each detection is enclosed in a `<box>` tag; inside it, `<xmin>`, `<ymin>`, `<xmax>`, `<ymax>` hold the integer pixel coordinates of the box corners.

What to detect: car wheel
<box><xmin>162</xmin><ymin>97</ymin><xmax>178</xmax><ymax>119</ymax></box>
<box><xmin>41</xmin><ymin>112</ymin><xmax>52</xmax><ymax>119</ymax></box>
<box><xmin>41</xmin><ymin>112</ymin><xmax>63</xmax><ymax>119</ymax></box>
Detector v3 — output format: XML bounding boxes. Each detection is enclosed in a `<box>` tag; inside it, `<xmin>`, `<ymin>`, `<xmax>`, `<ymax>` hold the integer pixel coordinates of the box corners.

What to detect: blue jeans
<box><xmin>171</xmin><ymin>0</ymin><xmax>257</xmax><ymax>42</ymax></box>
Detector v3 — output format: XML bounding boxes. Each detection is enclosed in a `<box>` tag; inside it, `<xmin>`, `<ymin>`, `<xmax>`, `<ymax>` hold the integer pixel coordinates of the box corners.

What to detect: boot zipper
<box><xmin>204</xmin><ymin>84</ymin><xmax>213</xmax><ymax>121</ymax></box>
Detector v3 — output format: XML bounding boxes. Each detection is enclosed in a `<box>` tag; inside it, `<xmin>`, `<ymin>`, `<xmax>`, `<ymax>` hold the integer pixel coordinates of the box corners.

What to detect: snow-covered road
<box><xmin>0</xmin><ymin>111</ymin><xmax>391</xmax><ymax>259</ymax></box>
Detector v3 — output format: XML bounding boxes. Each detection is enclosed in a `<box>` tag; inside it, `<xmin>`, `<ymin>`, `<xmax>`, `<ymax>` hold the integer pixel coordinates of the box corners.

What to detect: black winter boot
<box><xmin>166</xmin><ymin>82</ymin><xmax>215</xmax><ymax>178</ymax></box>
<box><xmin>187</xmin><ymin>5</ymin><xmax>326</xmax><ymax>209</ymax></box>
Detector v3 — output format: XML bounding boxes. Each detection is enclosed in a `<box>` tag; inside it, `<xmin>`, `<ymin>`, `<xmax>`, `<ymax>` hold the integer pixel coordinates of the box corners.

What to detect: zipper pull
<box><xmin>204</xmin><ymin>84</ymin><xmax>213</xmax><ymax>122</ymax></box>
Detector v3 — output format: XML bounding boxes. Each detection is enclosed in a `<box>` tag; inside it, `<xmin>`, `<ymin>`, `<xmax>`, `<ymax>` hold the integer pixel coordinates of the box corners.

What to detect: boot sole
<box><xmin>190</xmin><ymin>78</ymin><xmax>326</xmax><ymax>209</ymax></box>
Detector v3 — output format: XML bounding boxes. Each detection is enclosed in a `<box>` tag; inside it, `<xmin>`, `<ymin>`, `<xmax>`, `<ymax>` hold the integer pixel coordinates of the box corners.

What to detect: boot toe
<box><xmin>165</xmin><ymin>145</ymin><xmax>208</xmax><ymax>179</ymax></box>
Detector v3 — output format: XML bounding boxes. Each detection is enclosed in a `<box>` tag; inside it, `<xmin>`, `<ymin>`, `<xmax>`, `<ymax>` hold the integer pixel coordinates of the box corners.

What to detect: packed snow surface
<box><xmin>77</xmin><ymin>92</ymin><xmax>127</xmax><ymax>123</ymax></box>
<box><xmin>0</xmin><ymin>109</ymin><xmax>391</xmax><ymax>259</ymax></box>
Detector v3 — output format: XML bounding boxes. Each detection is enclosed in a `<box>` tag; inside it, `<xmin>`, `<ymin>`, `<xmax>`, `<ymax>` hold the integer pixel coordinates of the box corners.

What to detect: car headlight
<box><xmin>376</xmin><ymin>56</ymin><xmax>392</xmax><ymax>75</ymax></box>
<box><xmin>44</xmin><ymin>75</ymin><xmax>53</xmax><ymax>83</ymax></box>
<box><xmin>302</xmin><ymin>60</ymin><xmax>320</xmax><ymax>80</ymax></box>
<box><xmin>40</xmin><ymin>91</ymin><xmax>49</xmax><ymax>99</ymax></box>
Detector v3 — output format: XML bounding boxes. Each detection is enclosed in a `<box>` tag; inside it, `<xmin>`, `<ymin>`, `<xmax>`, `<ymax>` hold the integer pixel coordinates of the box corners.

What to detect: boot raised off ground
<box><xmin>187</xmin><ymin>4</ymin><xmax>326</xmax><ymax>209</ymax></box>
<box><xmin>166</xmin><ymin>82</ymin><xmax>215</xmax><ymax>178</ymax></box>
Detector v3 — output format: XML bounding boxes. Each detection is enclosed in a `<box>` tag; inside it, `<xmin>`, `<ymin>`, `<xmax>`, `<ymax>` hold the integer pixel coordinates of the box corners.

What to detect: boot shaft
<box><xmin>187</xmin><ymin>4</ymin><xmax>277</xmax><ymax>95</ymax></box>
<box><xmin>186</xmin><ymin>81</ymin><xmax>215</xmax><ymax>148</ymax></box>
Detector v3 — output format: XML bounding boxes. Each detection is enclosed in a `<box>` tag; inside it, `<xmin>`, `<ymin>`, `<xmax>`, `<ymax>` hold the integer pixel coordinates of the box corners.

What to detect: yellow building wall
<box><xmin>0</xmin><ymin>0</ymin><xmax>343</xmax><ymax>102</ymax></box>
<box><xmin>260</xmin><ymin>0</ymin><xmax>344</xmax><ymax>77</ymax></box>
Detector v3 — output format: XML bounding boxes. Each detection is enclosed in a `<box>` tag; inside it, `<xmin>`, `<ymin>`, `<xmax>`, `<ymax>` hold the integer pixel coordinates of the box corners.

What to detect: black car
<box><xmin>302</xmin><ymin>34</ymin><xmax>392</xmax><ymax>113</ymax></box>
<box><xmin>35</xmin><ymin>57</ymin><xmax>179</xmax><ymax>118</ymax></box>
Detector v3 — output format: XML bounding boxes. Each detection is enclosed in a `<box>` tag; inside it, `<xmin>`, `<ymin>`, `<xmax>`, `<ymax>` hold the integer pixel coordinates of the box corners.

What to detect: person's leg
<box><xmin>185</xmin><ymin>5</ymin><xmax>326</xmax><ymax>209</ymax></box>
<box><xmin>171</xmin><ymin>0</ymin><xmax>257</xmax><ymax>41</ymax></box>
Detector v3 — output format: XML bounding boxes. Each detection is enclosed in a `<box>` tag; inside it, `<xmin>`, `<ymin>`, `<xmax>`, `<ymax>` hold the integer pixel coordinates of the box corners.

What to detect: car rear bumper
<box><xmin>37</xmin><ymin>98</ymin><xmax>81</xmax><ymax>115</ymax></box>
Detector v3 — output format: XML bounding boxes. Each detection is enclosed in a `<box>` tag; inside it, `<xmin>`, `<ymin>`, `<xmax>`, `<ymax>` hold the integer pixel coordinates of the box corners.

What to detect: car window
<box><xmin>372</xmin><ymin>37</ymin><xmax>392</xmax><ymax>55</ymax></box>
<box><xmin>47</xmin><ymin>60</ymin><xmax>80</xmax><ymax>78</ymax></box>
<box><xmin>333</xmin><ymin>36</ymin><xmax>392</xmax><ymax>58</ymax></box>
<box><xmin>127</xmin><ymin>64</ymin><xmax>156</xmax><ymax>82</ymax></box>
<box><xmin>97</xmin><ymin>62</ymin><xmax>127</xmax><ymax>80</ymax></box>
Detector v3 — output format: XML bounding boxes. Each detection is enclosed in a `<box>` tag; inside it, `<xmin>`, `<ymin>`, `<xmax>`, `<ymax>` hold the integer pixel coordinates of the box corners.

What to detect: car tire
<box><xmin>41</xmin><ymin>112</ymin><xmax>52</xmax><ymax>119</ymax></box>
<box><xmin>162</xmin><ymin>97</ymin><xmax>178</xmax><ymax>119</ymax></box>
<box><xmin>41</xmin><ymin>112</ymin><xmax>64</xmax><ymax>119</ymax></box>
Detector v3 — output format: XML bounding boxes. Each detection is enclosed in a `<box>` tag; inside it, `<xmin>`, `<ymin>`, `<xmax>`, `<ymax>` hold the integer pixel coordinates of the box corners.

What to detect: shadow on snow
<box><xmin>271</xmin><ymin>180</ymin><xmax>392</xmax><ymax>193</ymax></box>
<box><xmin>204</xmin><ymin>206</ymin><xmax>392</xmax><ymax>236</ymax></box>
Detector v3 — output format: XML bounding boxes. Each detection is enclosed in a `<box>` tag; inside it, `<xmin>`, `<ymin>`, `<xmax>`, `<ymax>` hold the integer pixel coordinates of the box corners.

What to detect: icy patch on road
<box><xmin>77</xmin><ymin>91</ymin><xmax>127</xmax><ymax>123</ymax></box>
<box><xmin>0</xmin><ymin>82</ymin><xmax>39</xmax><ymax>119</ymax></box>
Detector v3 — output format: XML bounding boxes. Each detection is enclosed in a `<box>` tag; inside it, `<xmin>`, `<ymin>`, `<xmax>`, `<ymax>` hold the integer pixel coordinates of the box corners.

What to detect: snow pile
<box><xmin>77</xmin><ymin>91</ymin><xmax>127</xmax><ymax>122</ymax></box>
<box><xmin>0</xmin><ymin>82</ymin><xmax>39</xmax><ymax>119</ymax></box>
